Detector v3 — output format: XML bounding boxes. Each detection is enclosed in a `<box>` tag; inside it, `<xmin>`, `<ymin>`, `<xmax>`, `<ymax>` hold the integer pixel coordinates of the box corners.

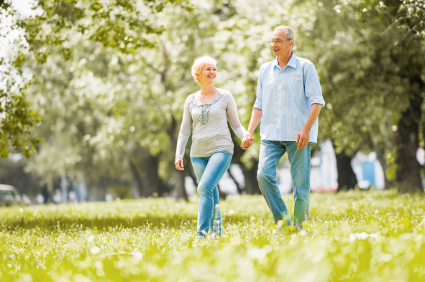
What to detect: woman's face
<box><xmin>198</xmin><ymin>63</ymin><xmax>216</xmax><ymax>84</ymax></box>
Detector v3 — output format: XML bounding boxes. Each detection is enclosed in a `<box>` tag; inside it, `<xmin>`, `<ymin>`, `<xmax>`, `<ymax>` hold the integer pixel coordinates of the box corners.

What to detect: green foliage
<box><xmin>5</xmin><ymin>0</ymin><xmax>425</xmax><ymax>193</ymax></box>
<box><xmin>23</xmin><ymin>0</ymin><xmax>244</xmax><ymax>186</ymax></box>
<box><xmin>0</xmin><ymin>85</ymin><xmax>43</xmax><ymax>158</ymax></box>
<box><xmin>1</xmin><ymin>191</ymin><xmax>425</xmax><ymax>280</ymax></box>
<box><xmin>1</xmin><ymin>0</ymin><xmax>192</xmax><ymax>162</ymax></box>
<box><xmin>0</xmin><ymin>4</ymin><xmax>44</xmax><ymax>158</ymax></box>
<box><xmin>397</xmin><ymin>0</ymin><xmax>425</xmax><ymax>36</ymax></box>
<box><xmin>21</xmin><ymin>0</ymin><xmax>192</xmax><ymax>60</ymax></box>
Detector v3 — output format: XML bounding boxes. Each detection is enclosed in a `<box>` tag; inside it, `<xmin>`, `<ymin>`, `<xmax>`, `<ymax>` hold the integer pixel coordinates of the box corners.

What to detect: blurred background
<box><xmin>0</xmin><ymin>0</ymin><xmax>424</xmax><ymax>205</ymax></box>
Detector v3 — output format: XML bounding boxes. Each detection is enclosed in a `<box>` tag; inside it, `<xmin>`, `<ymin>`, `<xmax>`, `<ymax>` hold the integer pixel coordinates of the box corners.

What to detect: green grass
<box><xmin>1</xmin><ymin>190</ymin><xmax>425</xmax><ymax>281</ymax></box>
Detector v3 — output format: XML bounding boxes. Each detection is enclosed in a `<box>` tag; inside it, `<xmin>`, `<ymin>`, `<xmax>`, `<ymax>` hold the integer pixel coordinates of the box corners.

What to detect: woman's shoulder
<box><xmin>217</xmin><ymin>89</ymin><xmax>233</xmax><ymax>101</ymax></box>
<box><xmin>218</xmin><ymin>88</ymin><xmax>232</xmax><ymax>95</ymax></box>
<box><xmin>185</xmin><ymin>92</ymin><xmax>198</xmax><ymax>103</ymax></box>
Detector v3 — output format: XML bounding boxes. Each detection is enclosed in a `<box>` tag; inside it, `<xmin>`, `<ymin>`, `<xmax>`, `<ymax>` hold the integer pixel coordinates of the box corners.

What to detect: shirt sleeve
<box><xmin>304</xmin><ymin>63</ymin><xmax>325</xmax><ymax>107</ymax></box>
<box><xmin>226</xmin><ymin>92</ymin><xmax>247</xmax><ymax>140</ymax></box>
<box><xmin>253</xmin><ymin>66</ymin><xmax>263</xmax><ymax>110</ymax></box>
<box><xmin>175</xmin><ymin>96</ymin><xmax>192</xmax><ymax>159</ymax></box>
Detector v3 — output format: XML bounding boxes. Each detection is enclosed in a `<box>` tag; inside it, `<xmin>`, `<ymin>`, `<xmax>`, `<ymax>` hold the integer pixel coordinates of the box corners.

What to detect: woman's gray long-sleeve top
<box><xmin>175</xmin><ymin>89</ymin><xmax>247</xmax><ymax>159</ymax></box>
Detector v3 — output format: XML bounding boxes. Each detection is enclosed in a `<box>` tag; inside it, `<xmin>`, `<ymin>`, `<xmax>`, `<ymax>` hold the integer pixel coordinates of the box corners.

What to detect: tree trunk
<box><xmin>167</xmin><ymin>115</ymin><xmax>188</xmax><ymax>200</ymax></box>
<box><xmin>129</xmin><ymin>152</ymin><xmax>169</xmax><ymax>198</ymax></box>
<box><xmin>129</xmin><ymin>160</ymin><xmax>143</xmax><ymax>197</ymax></box>
<box><xmin>142</xmin><ymin>153</ymin><xmax>169</xmax><ymax>197</ymax></box>
<box><xmin>227</xmin><ymin>167</ymin><xmax>244</xmax><ymax>194</ymax></box>
<box><xmin>240</xmin><ymin>160</ymin><xmax>261</xmax><ymax>194</ymax></box>
<box><xmin>372</xmin><ymin>140</ymin><xmax>394</xmax><ymax>190</ymax></box>
<box><xmin>335</xmin><ymin>151</ymin><xmax>358</xmax><ymax>191</ymax></box>
<box><xmin>395</xmin><ymin>95</ymin><xmax>423</xmax><ymax>193</ymax></box>
<box><xmin>61</xmin><ymin>174</ymin><xmax>68</xmax><ymax>203</ymax></box>
<box><xmin>230</xmin><ymin>131</ymin><xmax>261</xmax><ymax>194</ymax></box>
<box><xmin>174</xmin><ymin>169</ymin><xmax>188</xmax><ymax>200</ymax></box>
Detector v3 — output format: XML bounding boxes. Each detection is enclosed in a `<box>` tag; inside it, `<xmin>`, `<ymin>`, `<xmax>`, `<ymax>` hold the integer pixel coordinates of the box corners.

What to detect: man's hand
<box><xmin>296</xmin><ymin>127</ymin><xmax>310</xmax><ymax>149</ymax></box>
<box><xmin>175</xmin><ymin>158</ymin><xmax>184</xmax><ymax>170</ymax></box>
<box><xmin>241</xmin><ymin>132</ymin><xmax>254</xmax><ymax>150</ymax></box>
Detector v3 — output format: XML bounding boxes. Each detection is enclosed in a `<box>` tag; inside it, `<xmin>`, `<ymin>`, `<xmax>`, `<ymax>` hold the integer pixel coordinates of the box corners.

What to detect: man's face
<box><xmin>270</xmin><ymin>30</ymin><xmax>293</xmax><ymax>57</ymax></box>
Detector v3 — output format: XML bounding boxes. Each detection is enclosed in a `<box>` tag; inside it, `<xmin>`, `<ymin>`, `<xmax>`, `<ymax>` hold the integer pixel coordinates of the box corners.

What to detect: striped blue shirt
<box><xmin>253</xmin><ymin>53</ymin><xmax>325</xmax><ymax>142</ymax></box>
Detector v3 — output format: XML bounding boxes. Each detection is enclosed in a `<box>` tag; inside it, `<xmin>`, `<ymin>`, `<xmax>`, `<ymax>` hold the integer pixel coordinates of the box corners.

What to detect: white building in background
<box><xmin>351</xmin><ymin>147</ymin><xmax>424</xmax><ymax>190</ymax></box>
<box><xmin>351</xmin><ymin>151</ymin><xmax>385</xmax><ymax>190</ymax></box>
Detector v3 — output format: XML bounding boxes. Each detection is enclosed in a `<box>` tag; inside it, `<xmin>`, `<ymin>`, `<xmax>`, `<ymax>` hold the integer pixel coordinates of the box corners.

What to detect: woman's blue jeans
<box><xmin>257</xmin><ymin>140</ymin><xmax>311</xmax><ymax>230</ymax></box>
<box><xmin>191</xmin><ymin>151</ymin><xmax>232</xmax><ymax>238</ymax></box>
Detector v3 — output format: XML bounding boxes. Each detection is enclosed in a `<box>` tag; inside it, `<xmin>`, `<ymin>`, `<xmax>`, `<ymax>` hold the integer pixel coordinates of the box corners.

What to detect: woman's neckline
<box><xmin>194</xmin><ymin>88</ymin><xmax>222</xmax><ymax>104</ymax></box>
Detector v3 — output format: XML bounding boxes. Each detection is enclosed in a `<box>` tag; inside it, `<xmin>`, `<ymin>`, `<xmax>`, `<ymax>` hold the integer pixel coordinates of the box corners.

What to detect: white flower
<box><xmin>90</xmin><ymin>247</ymin><xmax>100</xmax><ymax>254</ymax></box>
<box><xmin>247</xmin><ymin>245</ymin><xmax>272</xmax><ymax>262</ymax></box>
<box><xmin>131</xmin><ymin>251</ymin><xmax>143</xmax><ymax>260</ymax></box>
<box><xmin>349</xmin><ymin>232</ymin><xmax>380</xmax><ymax>242</ymax></box>
<box><xmin>87</xmin><ymin>236</ymin><xmax>94</xmax><ymax>242</ymax></box>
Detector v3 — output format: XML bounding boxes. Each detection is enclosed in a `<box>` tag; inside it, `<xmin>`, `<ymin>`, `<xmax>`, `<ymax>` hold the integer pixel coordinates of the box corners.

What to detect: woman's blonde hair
<box><xmin>191</xmin><ymin>56</ymin><xmax>217</xmax><ymax>84</ymax></box>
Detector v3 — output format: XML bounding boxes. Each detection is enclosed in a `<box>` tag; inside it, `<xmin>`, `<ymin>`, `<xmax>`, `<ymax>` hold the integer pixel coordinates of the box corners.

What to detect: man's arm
<box><xmin>241</xmin><ymin>108</ymin><xmax>263</xmax><ymax>149</ymax></box>
<box><xmin>296</xmin><ymin>103</ymin><xmax>322</xmax><ymax>149</ymax></box>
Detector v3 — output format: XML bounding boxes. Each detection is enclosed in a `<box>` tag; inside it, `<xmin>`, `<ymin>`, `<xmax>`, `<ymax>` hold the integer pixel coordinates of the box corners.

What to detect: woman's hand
<box><xmin>175</xmin><ymin>158</ymin><xmax>184</xmax><ymax>170</ymax></box>
<box><xmin>241</xmin><ymin>132</ymin><xmax>254</xmax><ymax>150</ymax></box>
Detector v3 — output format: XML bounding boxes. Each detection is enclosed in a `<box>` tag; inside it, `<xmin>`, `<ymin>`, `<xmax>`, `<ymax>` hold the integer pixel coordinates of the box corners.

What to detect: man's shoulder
<box><xmin>260</xmin><ymin>60</ymin><xmax>275</xmax><ymax>71</ymax></box>
<box><xmin>295</xmin><ymin>55</ymin><xmax>314</xmax><ymax>68</ymax></box>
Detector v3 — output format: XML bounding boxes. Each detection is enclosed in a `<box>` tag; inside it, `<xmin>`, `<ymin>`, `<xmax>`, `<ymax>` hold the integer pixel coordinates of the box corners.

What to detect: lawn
<box><xmin>1</xmin><ymin>190</ymin><xmax>424</xmax><ymax>281</ymax></box>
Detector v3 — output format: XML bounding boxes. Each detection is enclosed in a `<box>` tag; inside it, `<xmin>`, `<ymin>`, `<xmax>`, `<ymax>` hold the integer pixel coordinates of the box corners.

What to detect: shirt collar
<box><xmin>273</xmin><ymin>52</ymin><xmax>298</xmax><ymax>69</ymax></box>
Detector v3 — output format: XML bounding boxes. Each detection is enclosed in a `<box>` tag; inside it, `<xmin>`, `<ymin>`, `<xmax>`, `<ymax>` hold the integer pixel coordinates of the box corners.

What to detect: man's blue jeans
<box><xmin>191</xmin><ymin>151</ymin><xmax>232</xmax><ymax>238</ymax></box>
<box><xmin>257</xmin><ymin>140</ymin><xmax>311</xmax><ymax>230</ymax></box>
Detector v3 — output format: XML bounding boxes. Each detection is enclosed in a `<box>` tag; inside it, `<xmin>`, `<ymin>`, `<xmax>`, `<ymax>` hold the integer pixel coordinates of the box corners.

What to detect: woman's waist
<box><xmin>191</xmin><ymin>128</ymin><xmax>232</xmax><ymax>141</ymax></box>
<box><xmin>191</xmin><ymin>134</ymin><xmax>233</xmax><ymax>148</ymax></box>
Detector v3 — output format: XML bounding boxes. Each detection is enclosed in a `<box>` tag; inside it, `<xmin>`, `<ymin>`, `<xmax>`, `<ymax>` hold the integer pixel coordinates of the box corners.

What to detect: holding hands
<box><xmin>240</xmin><ymin>127</ymin><xmax>309</xmax><ymax>150</ymax></box>
<box><xmin>241</xmin><ymin>132</ymin><xmax>254</xmax><ymax>150</ymax></box>
<box><xmin>175</xmin><ymin>158</ymin><xmax>184</xmax><ymax>170</ymax></box>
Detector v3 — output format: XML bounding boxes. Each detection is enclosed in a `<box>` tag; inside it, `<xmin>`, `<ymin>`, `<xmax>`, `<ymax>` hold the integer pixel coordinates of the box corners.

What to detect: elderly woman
<box><xmin>175</xmin><ymin>56</ymin><xmax>247</xmax><ymax>239</ymax></box>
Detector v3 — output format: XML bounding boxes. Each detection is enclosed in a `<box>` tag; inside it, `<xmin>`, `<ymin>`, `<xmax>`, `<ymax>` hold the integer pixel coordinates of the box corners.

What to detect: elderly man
<box><xmin>242</xmin><ymin>26</ymin><xmax>325</xmax><ymax>230</ymax></box>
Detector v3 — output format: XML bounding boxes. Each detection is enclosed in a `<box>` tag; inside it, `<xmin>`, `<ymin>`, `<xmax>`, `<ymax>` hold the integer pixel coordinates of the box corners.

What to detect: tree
<box><xmin>0</xmin><ymin>2</ymin><xmax>43</xmax><ymax>158</ymax></box>
<box><xmin>14</xmin><ymin>0</ymin><xmax>194</xmax><ymax>198</ymax></box>
<box><xmin>397</xmin><ymin>0</ymin><xmax>425</xmax><ymax>35</ymax></box>
<box><xmin>22</xmin><ymin>0</ymin><xmax>232</xmax><ymax>200</ymax></box>
<box><xmin>303</xmin><ymin>0</ymin><xmax>425</xmax><ymax>193</ymax></box>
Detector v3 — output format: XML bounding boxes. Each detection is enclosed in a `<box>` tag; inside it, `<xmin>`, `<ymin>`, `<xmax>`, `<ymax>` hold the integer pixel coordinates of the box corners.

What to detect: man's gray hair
<box><xmin>274</xmin><ymin>26</ymin><xmax>295</xmax><ymax>40</ymax></box>
<box><xmin>274</xmin><ymin>26</ymin><xmax>295</xmax><ymax>48</ymax></box>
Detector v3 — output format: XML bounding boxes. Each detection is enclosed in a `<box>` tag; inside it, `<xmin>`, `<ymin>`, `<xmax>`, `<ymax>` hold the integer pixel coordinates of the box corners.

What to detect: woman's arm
<box><xmin>175</xmin><ymin>97</ymin><xmax>192</xmax><ymax>170</ymax></box>
<box><xmin>226</xmin><ymin>93</ymin><xmax>246</xmax><ymax>140</ymax></box>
